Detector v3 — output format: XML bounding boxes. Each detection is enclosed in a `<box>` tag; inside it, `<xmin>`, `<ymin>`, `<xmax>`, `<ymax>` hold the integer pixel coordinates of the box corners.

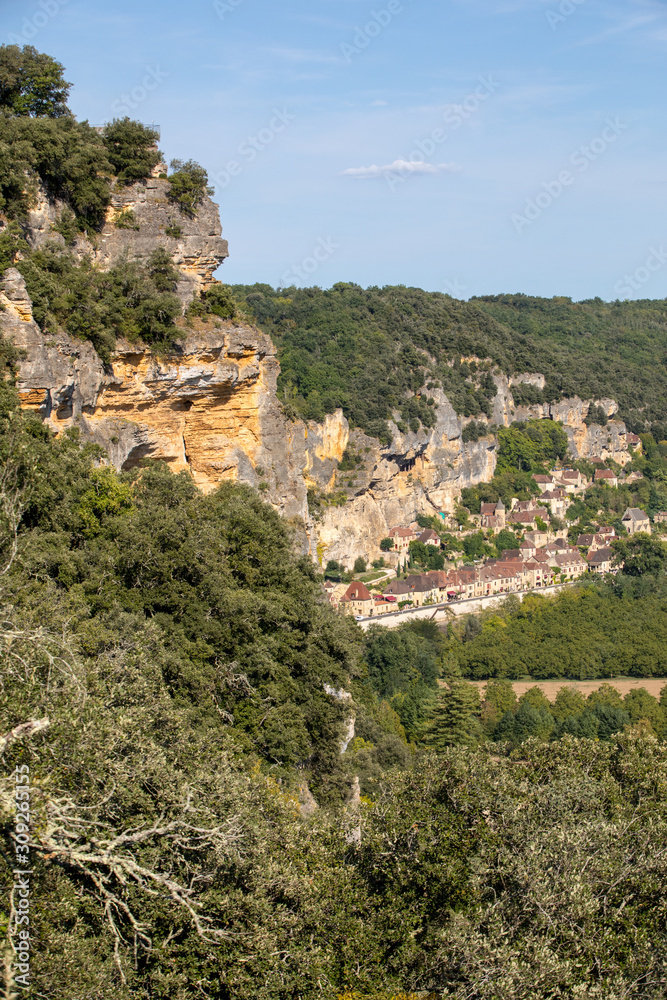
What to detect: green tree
<box><xmin>102</xmin><ymin>117</ymin><xmax>162</xmax><ymax>184</ymax></box>
<box><xmin>167</xmin><ymin>158</ymin><xmax>213</xmax><ymax>216</ymax></box>
<box><xmin>552</xmin><ymin>685</ymin><xmax>586</xmax><ymax>723</ymax></box>
<box><xmin>481</xmin><ymin>678</ymin><xmax>517</xmax><ymax>733</ymax></box>
<box><xmin>423</xmin><ymin>681</ymin><xmax>482</xmax><ymax>747</ymax></box>
<box><xmin>612</xmin><ymin>533</ymin><xmax>667</xmax><ymax>577</ymax></box>
<box><xmin>518</xmin><ymin>686</ymin><xmax>552</xmax><ymax>712</ymax></box>
<box><xmin>353</xmin><ymin>556</ymin><xmax>367</xmax><ymax>574</ymax></box>
<box><xmin>187</xmin><ymin>282</ymin><xmax>237</xmax><ymax>321</ymax></box>
<box><xmin>0</xmin><ymin>116</ymin><xmax>112</xmax><ymax>226</ymax></box>
<box><xmin>587</xmin><ymin>683</ymin><xmax>623</xmax><ymax>709</ymax></box>
<box><xmin>495</xmin><ymin>528</ymin><xmax>521</xmax><ymax>553</ymax></box>
<box><xmin>380</xmin><ymin>536</ymin><xmax>393</xmax><ymax>552</ymax></box>
<box><xmin>623</xmin><ymin>688</ymin><xmax>667</xmax><ymax>737</ymax></box>
<box><xmin>364</xmin><ymin>625</ymin><xmax>439</xmax><ymax>738</ymax></box>
<box><xmin>463</xmin><ymin>531</ymin><xmax>492</xmax><ymax>560</ymax></box>
<box><xmin>495</xmin><ymin>701</ymin><xmax>555</xmax><ymax>743</ymax></box>
<box><xmin>589</xmin><ymin>703</ymin><xmax>630</xmax><ymax>739</ymax></box>
<box><xmin>0</xmin><ymin>44</ymin><xmax>71</xmax><ymax>117</ymax></box>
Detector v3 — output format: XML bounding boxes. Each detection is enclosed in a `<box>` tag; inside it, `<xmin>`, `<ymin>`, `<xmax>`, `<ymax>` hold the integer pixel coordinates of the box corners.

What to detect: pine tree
<box><xmin>422</xmin><ymin>682</ymin><xmax>482</xmax><ymax>749</ymax></box>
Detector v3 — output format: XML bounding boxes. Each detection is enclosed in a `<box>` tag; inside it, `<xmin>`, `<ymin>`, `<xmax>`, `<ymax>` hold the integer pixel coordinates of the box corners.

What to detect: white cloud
<box><xmin>370</xmin><ymin>99</ymin><xmax>389</xmax><ymax>106</ymax></box>
<box><xmin>341</xmin><ymin>159</ymin><xmax>460</xmax><ymax>179</ymax></box>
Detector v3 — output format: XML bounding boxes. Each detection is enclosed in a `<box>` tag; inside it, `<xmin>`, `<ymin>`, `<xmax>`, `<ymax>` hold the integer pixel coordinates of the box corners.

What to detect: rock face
<box><xmin>3</xmin><ymin>177</ymin><xmax>635</xmax><ymax>569</ymax></box>
<box><xmin>7</xmin><ymin>276</ymin><xmax>307</xmax><ymax>525</ymax></box>
<box><xmin>513</xmin><ymin>393</ymin><xmax>629</xmax><ymax>465</ymax></box>
<box><xmin>26</xmin><ymin>171</ymin><xmax>229</xmax><ymax>306</ymax></box>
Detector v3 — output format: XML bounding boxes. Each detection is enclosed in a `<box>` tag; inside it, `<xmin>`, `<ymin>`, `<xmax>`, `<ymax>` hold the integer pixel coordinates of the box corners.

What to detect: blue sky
<box><xmin>3</xmin><ymin>0</ymin><xmax>667</xmax><ymax>299</ymax></box>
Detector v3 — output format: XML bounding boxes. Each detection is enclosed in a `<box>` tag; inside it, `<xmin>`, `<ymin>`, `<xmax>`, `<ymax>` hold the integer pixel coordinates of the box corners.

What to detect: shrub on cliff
<box><xmin>0</xmin><ymin>114</ymin><xmax>112</xmax><ymax>228</ymax></box>
<box><xmin>167</xmin><ymin>158</ymin><xmax>213</xmax><ymax>216</ymax></box>
<box><xmin>462</xmin><ymin>419</ymin><xmax>488</xmax><ymax>442</ymax></box>
<box><xmin>187</xmin><ymin>281</ymin><xmax>237</xmax><ymax>321</ymax></box>
<box><xmin>17</xmin><ymin>244</ymin><xmax>182</xmax><ymax>361</ymax></box>
<box><xmin>102</xmin><ymin>117</ymin><xmax>162</xmax><ymax>185</ymax></box>
<box><xmin>585</xmin><ymin>402</ymin><xmax>609</xmax><ymax>427</ymax></box>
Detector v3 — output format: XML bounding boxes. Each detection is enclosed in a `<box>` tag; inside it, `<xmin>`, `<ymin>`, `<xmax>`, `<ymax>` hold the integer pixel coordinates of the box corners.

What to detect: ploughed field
<box><xmin>471</xmin><ymin>677</ymin><xmax>667</xmax><ymax>699</ymax></box>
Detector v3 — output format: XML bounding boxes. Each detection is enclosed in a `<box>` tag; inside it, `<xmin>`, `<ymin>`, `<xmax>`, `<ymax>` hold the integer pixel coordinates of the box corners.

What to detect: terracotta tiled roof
<box><xmin>341</xmin><ymin>582</ymin><xmax>373</xmax><ymax>602</ymax></box>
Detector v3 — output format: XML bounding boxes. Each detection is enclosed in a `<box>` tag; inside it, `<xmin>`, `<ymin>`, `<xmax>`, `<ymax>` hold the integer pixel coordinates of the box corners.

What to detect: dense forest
<box><xmin>231</xmin><ymin>283</ymin><xmax>667</xmax><ymax>442</ymax></box>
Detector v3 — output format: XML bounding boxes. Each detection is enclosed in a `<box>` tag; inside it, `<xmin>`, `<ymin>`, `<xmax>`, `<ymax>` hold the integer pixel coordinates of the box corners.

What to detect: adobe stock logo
<box><xmin>614</xmin><ymin>247</ymin><xmax>667</xmax><ymax>298</ymax></box>
<box><xmin>511</xmin><ymin>118</ymin><xmax>627</xmax><ymax>234</ymax></box>
<box><xmin>545</xmin><ymin>0</ymin><xmax>587</xmax><ymax>31</ymax></box>
<box><xmin>210</xmin><ymin>109</ymin><xmax>296</xmax><ymax>190</ymax></box>
<box><xmin>340</xmin><ymin>1</ymin><xmax>404</xmax><ymax>64</ymax></box>
<box><xmin>213</xmin><ymin>0</ymin><xmax>245</xmax><ymax>18</ymax></box>
<box><xmin>111</xmin><ymin>67</ymin><xmax>169</xmax><ymax>116</ymax></box>
<box><xmin>7</xmin><ymin>0</ymin><xmax>69</xmax><ymax>44</ymax></box>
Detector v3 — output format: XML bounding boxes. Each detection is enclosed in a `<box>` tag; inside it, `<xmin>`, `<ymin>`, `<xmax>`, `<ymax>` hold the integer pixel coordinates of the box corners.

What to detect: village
<box><xmin>325</xmin><ymin>456</ymin><xmax>660</xmax><ymax>620</ymax></box>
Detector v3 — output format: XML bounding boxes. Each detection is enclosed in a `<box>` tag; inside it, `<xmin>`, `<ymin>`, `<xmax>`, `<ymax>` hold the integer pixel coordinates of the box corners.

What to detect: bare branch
<box><xmin>0</xmin><ymin>717</ymin><xmax>49</xmax><ymax>755</ymax></box>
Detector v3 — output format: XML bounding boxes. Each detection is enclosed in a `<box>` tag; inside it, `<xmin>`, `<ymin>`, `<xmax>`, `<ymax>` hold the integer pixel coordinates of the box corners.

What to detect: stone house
<box><xmin>324</xmin><ymin>581</ymin><xmax>351</xmax><ymax>608</ymax></box>
<box><xmin>576</xmin><ymin>533</ymin><xmax>607</xmax><ymax>553</ymax></box>
<box><xmin>555</xmin><ymin>469</ymin><xmax>586</xmax><ymax>494</ymax></box>
<box><xmin>388</xmin><ymin>525</ymin><xmax>418</xmax><ymax>553</ymax></box>
<box><xmin>533</xmin><ymin>474</ymin><xmax>555</xmax><ymax>492</ymax></box>
<box><xmin>523</xmin><ymin>529</ymin><xmax>550</xmax><ymax>548</ymax></box>
<box><xmin>594</xmin><ymin>469</ymin><xmax>619</xmax><ymax>488</ymax></box>
<box><xmin>622</xmin><ymin>508</ymin><xmax>651</xmax><ymax>535</ymax></box>
<box><xmin>383</xmin><ymin>579</ymin><xmax>415</xmax><ymax>602</ymax></box>
<box><xmin>446</xmin><ymin>568</ymin><xmax>480</xmax><ymax>600</ymax></box>
<box><xmin>655</xmin><ymin>511</ymin><xmax>667</xmax><ymax>524</ymax></box>
<box><xmin>587</xmin><ymin>547</ymin><xmax>614</xmax><ymax>575</ymax></box>
<box><xmin>597</xmin><ymin>526</ymin><xmax>616</xmax><ymax>541</ymax></box>
<box><xmin>372</xmin><ymin>596</ymin><xmax>394</xmax><ymax>616</ymax></box>
<box><xmin>523</xmin><ymin>559</ymin><xmax>554</xmax><ymax>588</ymax></box>
<box><xmin>480</xmin><ymin>499</ymin><xmax>506</xmax><ymax>529</ymax></box>
<box><xmin>403</xmin><ymin>574</ymin><xmax>440</xmax><ymax>605</ymax></box>
<box><xmin>383</xmin><ymin>576</ymin><xmax>439</xmax><ymax>606</ymax></box>
<box><xmin>554</xmin><ymin>550</ymin><xmax>587</xmax><ymax>579</ymax></box>
<box><xmin>508</xmin><ymin>510</ymin><xmax>540</xmax><ymax>529</ymax></box>
<box><xmin>520</xmin><ymin>538</ymin><xmax>536</xmax><ymax>559</ymax></box>
<box><xmin>539</xmin><ymin>488</ymin><xmax>568</xmax><ymax>518</ymax></box>
<box><xmin>417</xmin><ymin>528</ymin><xmax>441</xmax><ymax>547</ymax></box>
<box><xmin>339</xmin><ymin>581</ymin><xmax>374</xmax><ymax>617</ymax></box>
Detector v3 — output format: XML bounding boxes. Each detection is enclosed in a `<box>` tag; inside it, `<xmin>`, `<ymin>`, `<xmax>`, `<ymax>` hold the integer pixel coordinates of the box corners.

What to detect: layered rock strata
<box><xmin>4</xmin><ymin>268</ymin><xmax>636</xmax><ymax>566</ymax></box>
<box><xmin>25</xmin><ymin>170</ymin><xmax>228</xmax><ymax>306</ymax></box>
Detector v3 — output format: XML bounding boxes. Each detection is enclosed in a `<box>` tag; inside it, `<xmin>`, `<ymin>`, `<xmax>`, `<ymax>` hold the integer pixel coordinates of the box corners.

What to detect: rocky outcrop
<box><xmin>512</xmin><ymin>392</ymin><xmax>629</xmax><ymax>465</ymax></box>
<box><xmin>4</xmin><ymin>173</ymin><xmax>635</xmax><ymax>570</ymax></box>
<box><xmin>6</xmin><ymin>270</ymin><xmax>635</xmax><ymax>567</ymax></box>
<box><xmin>7</xmin><ymin>270</ymin><xmax>307</xmax><ymax>525</ymax></box>
<box><xmin>25</xmin><ymin>169</ymin><xmax>228</xmax><ymax>307</ymax></box>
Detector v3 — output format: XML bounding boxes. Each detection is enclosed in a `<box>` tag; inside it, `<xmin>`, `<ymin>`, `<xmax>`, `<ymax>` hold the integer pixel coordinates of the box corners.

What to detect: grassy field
<box><xmin>470</xmin><ymin>678</ymin><xmax>667</xmax><ymax>700</ymax></box>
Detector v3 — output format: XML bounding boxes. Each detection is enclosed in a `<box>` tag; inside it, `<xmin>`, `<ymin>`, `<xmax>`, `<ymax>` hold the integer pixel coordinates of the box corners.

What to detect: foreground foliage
<box><xmin>0</xmin><ymin>345</ymin><xmax>667</xmax><ymax>994</ymax></box>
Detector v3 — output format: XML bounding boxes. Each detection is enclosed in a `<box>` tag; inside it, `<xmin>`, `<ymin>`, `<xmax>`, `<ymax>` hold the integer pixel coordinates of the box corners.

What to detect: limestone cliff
<box><xmin>6</xmin><ymin>274</ymin><xmax>307</xmax><ymax>526</ymax></box>
<box><xmin>2</xmin><ymin>178</ymin><xmax>634</xmax><ymax>569</ymax></box>
<box><xmin>25</xmin><ymin>169</ymin><xmax>228</xmax><ymax>306</ymax></box>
